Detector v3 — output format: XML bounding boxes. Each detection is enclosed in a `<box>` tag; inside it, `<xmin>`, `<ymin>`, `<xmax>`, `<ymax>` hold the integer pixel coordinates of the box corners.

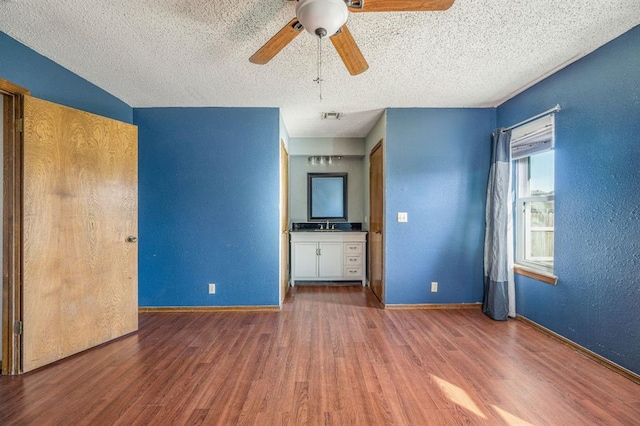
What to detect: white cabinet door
<box><xmin>318</xmin><ymin>242</ymin><xmax>343</xmax><ymax>278</ymax></box>
<box><xmin>293</xmin><ymin>242</ymin><xmax>319</xmax><ymax>278</ymax></box>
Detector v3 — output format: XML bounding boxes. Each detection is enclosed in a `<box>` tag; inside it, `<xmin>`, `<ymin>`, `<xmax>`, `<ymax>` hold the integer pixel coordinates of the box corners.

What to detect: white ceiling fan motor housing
<box><xmin>296</xmin><ymin>0</ymin><xmax>349</xmax><ymax>38</ymax></box>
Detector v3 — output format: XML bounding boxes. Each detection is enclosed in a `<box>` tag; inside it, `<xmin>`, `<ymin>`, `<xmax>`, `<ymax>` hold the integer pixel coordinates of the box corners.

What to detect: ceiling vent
<box><xmin>321</xmin><ymin>112</ymin><xmax>343</xmax><ymax>120</ymax></box>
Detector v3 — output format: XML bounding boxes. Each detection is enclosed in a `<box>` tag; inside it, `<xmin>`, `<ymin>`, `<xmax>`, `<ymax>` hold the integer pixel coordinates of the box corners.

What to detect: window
<box><xmin>512</xmin><ymin>115</ymin><xmax>555</xmax><ymax>274</ymax></box>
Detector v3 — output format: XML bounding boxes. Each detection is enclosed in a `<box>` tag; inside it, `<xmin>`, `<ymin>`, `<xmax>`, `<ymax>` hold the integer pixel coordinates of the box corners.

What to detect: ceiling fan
<box><xmin>249</xmin><ymin>0</ymin><xmax>455</xmax><ymax>76</ymax></box>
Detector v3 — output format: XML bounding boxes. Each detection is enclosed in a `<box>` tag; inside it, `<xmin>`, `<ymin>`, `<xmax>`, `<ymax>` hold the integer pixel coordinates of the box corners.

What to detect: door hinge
<box><xmin>15</xmin><ymin>320</ymin><xmax>23</xmax><ymax>335</ymax></box>
<box><xmin>15</xmin><ymin>118</ymin><xmax>24</xmax><ymax>133</ymax></box>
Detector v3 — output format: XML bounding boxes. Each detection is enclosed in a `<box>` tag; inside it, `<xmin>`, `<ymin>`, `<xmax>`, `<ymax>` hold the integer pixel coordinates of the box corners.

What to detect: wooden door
<box><xmin>280</xmin><ymin>141</ymin><xmax>289</xmax><ymax>303</ymax></box>
<box><xmin>21</xmin><ymin>95</ymin><xmax>138</xmax><ymax>372</ymax></box>
<box><xmin>369</xmin><ymin>141</ymin><xmax>384</xmax><ymax>303</ymax></box>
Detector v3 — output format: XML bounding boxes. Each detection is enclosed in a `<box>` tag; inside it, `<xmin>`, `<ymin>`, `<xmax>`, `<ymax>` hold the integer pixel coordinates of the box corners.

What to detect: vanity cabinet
<box><xmin>293</xmin><ymin>242</ymin><xmax>343</xmax><ymax>279</ymax></box>
<box><xmin>290</xmin><ymin>232</ymin><xmax>367</xmax><ymax>286</ymax></box>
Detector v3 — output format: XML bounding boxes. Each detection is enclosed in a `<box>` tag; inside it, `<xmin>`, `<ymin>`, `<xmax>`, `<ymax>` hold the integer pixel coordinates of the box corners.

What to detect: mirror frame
<box><xmin>307</xmin><ymin>172</ymin><xmax>348</xmax><ymax>222</ymax></box>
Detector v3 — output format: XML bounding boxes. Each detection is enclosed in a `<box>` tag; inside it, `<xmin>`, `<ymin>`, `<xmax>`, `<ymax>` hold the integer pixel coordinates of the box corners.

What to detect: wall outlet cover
<box><xmin>208</xmin><ymin>283</ymin><xmax>216</xmax><ymax>294</ymax></box>
<box><xmin>431</xmin><ymin>282</ymin><xmax>438</xmax><ymax>292</ymax></box>
<box><xmin>397</xmin><ymin>212</ymin><xmax>408</xmax><ymax>222</ymax></box>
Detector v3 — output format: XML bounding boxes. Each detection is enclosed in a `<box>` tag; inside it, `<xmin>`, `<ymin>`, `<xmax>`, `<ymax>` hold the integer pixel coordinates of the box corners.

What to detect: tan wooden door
<box><xmin>369</xmin><ymin>141</ymin><xmax>384</xmax><ymax>303</ymax></box>
<box><xmin>22</xmin><ymin>95</ymin><xmax>138</xmax><ymax>372</ymax></box>
<box><xmin>280</xmin><ymin>141</ymin><xmax>290</xmax><ymax>303</ymax></box>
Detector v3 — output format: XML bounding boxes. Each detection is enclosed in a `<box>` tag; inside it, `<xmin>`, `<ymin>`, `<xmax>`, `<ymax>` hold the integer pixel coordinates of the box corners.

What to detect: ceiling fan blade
<box><xmin>330</xmin><ymin>25</ymin><xmax>369</xmax><ymax>76</ymax></box>
<box><xmin>250</xmin><ymin>18</ymin><xmax>302</xmax><ymax>64</ymax></box>
<box><xmin>349</xmin><ymin>0</ymin><xmax>454</xmax><ymax>13</ymax></box>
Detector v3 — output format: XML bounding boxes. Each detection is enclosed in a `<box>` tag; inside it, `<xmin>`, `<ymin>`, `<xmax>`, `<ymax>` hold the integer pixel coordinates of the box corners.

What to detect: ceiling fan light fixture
<box><xmin>296</xmin><ymin>0</ymin><xmax>349</xmax><ymax>38</ymax></box>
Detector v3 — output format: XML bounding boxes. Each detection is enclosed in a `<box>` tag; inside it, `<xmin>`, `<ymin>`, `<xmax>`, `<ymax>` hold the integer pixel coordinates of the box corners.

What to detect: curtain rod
<box><xmin>505</xmin><ymin>104</ymin><xmax>561</xmax><ymax>131</ymax></box>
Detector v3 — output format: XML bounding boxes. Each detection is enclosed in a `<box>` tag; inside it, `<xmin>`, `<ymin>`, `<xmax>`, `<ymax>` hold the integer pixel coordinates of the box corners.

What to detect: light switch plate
<box><xmin>397</xmin><ymin>212</ymin><xmax>408</xmax><ymax>222</ymax></box>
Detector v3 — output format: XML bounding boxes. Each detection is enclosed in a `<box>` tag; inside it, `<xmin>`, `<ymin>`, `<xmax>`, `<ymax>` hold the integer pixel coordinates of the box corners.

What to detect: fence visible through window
<box><xmin>525</xmin><ymin>200</ymin><xmax>554</xmax><ymax>267</ymax></box>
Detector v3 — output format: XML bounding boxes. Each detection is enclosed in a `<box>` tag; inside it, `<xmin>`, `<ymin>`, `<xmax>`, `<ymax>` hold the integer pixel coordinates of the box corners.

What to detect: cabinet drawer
<box><xmin>344</xmin><ymin>243</ymin><xmax>363</xmax><ymax>255</ymax></box>
<box><xmin>345</xmin><ymin>255</ymin><xmax>362</xmax><ymax>266</ymax></box>
<box><xmin>344</xmin><ymin>267</ymin><xmax>362</xmax><ymax>277</ymax></box>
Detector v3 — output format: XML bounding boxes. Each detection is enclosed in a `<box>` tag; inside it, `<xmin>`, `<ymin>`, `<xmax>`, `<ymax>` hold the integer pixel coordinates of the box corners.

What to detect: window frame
<box><xmin>514</xmin><ymin>156</ymin><xmax>555</xmax><ymax>274</ymax></box>
<box><xmin>511</xmin><ymin>114</ymin><xmax>557</xmax><ymax>281</ymax></box>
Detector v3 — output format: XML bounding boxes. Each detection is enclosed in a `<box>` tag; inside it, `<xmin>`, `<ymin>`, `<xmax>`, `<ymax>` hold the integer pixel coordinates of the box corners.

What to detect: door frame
<box><xmin>1</xmin><ymin>78</ymin><xmax>29</xmax><ymax>375</ymax></box>
<box><xmin>279</xmin><ymin>140</ymin><xmax>290</xmax><ymax>304</ymax></box>
<box><xmin>369</xmin><ymin>139</ymin><xmax>385</xmax><ymax>305</ymax></box>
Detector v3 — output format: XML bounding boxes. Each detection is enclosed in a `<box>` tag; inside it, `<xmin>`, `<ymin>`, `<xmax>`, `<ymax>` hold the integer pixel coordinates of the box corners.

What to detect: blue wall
<box><xmin>134</xmin><ymin>107</ymin><xmax>281</xmax><ymax>307</ymax></box>
<box><xmin>0</xmin><ymin>32</ymin><xmax>131</xmax><ymax>123</ymax></box>
<box><xmin>384</xmin><ymin>108</ymin><xmax>496</xmax><ymax>304</ymax></box>
<box><xmin>497</xmin><ymin>25</ymin><xmax>640</xmax><ymax>374</ymax></box>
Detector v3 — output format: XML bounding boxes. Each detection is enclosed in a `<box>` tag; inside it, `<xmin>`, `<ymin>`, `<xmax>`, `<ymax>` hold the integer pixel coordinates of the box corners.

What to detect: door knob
<box><xmin>126</xmin><ymin>236</ymin><xmax>138</xmax><ymax>243</ymax></box>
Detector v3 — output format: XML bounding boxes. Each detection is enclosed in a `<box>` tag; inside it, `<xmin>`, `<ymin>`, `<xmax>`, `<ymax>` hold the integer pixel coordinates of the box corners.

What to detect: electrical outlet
<box><xmin>208</xmin><ymin>283</ymin><xmax>216</xmax><ymax>294</ymax></box>
<box><xmin>397</xmin><ymin>212</ymin><xmax>408</xmax><ymax>222</ymax></box>
<box><xmin>431</xmin><ymin>281</ymin><xmax>438</xmax><ymax>292</ymax></box>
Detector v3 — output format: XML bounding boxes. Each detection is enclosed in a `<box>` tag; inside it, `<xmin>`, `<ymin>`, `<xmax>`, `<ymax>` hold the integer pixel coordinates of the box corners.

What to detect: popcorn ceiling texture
<box><xmin>1</xmin><ymin>0</ymin><xmax>639</xmax><ymax>137</ymax></box>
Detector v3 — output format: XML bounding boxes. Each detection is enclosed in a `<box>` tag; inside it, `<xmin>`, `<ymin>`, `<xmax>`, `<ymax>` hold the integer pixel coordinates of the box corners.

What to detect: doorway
<box><xmin>1</xmin><ymin>80</ymin><xmax>26</xmax><ymax>374</ymax></box>
<box><xmin>369</xmin><ymin>140</ymin><xmax>384</xmax><ymax>304</ymax></box>
<box><xmin>1</xmin><ymin>77</ymin><xmax>139</xmax><ymax>374</ymax></box>
<box><xmin>1</xmin><ymin>92</ymin><xmax>4</xmax><ymax>369</ymax></box>
<box><xmin>280</xmin><ymin>140</ymin><xmax>290</xmax><ymax>304</ymax></box>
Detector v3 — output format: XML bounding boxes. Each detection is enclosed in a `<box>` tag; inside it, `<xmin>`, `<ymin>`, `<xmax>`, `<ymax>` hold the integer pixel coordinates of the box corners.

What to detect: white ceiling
<box><xmin>1</xmin><ymin>0</ymin><xmax>639</xmax><ymax>137</ymax></box>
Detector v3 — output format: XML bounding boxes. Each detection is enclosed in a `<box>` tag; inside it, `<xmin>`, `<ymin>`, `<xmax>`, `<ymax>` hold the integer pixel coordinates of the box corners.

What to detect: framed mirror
<box><xmin>307</xmin><ymin>173</ymin><xmax>348</xmax><ymax>221</ymax></box>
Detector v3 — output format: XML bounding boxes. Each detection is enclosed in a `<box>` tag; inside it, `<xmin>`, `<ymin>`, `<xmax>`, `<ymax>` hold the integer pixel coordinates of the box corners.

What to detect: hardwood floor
<box><xmin>1</xmin><ymin>285</ymin><xmax>639</xmax><ymax>425</ymax></box>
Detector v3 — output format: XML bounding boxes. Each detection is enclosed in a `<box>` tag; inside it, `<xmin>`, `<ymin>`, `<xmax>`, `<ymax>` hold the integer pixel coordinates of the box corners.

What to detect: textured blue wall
<box><xmin>385</xmin><ymin>108</ymin><xmax>496</xmax><ymax>304</ymax></box>
<box><xmin>497</xmin><ymin>25</ymin><xmax>640</xmax><ymax>374</ymax></box>
<box><xmin>134</xmin><ymin>107</ymin><xmax>281</xmax><ymax>307</ymax></box>
<box><xmin>0</xmin><ymin>32</ymin><xmax>131</xmax><ymax>123</ymax></box>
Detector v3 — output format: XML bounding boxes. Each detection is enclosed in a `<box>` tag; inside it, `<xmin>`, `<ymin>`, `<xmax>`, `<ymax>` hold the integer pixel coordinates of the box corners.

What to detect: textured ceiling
<box><xmin>1</xmin><ymin>0</ymin><xmax>639</xmax><ymax>137</ymax></box>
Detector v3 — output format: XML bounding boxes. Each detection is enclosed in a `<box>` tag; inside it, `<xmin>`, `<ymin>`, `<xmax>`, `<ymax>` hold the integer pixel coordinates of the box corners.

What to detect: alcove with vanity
<box><xmin>290</xmin><ymin>227</ymin><xmax>367</xmax><ymax>286</ymax></box>
<box><xmin>287</xmin><ymin>144</ymin><xmax>369</xmax><ymax>286</ymax></box>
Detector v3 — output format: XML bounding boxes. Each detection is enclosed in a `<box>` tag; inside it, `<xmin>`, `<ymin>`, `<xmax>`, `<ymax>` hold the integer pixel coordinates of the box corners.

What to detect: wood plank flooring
<box><xmin>1</xmin><ymin>285</ymin><xmax>639</xmax><ymax>425</ymax></box>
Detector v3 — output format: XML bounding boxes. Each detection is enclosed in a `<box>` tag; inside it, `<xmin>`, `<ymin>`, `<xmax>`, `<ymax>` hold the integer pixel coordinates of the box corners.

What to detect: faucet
<box><xmin>326</xmin><ymin>220</ymin><xmax>330</xmax><ymax>230</ymax></box>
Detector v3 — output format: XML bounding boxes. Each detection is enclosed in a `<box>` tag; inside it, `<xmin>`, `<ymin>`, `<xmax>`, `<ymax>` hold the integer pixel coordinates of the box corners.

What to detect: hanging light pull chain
<box><xmin>313</xmin><ymin>29</ymin><xmax>326</xmax><ymax>101</ymax></box>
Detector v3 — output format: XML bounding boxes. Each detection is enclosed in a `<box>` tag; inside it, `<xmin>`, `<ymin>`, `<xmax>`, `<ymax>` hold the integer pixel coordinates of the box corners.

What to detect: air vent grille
<box><xmin>320</xmin><ymin>112</ymin><xmax>343</xmax><ymax>120</ymax></box>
